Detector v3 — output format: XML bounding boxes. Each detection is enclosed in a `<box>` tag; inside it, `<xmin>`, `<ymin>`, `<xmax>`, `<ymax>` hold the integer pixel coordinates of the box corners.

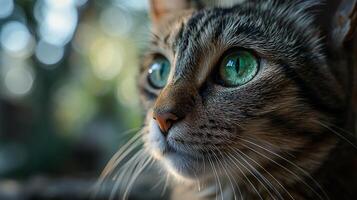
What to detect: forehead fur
<box><xmin>152</xmin><ymin>0</ymin><xmax>325</xmax><ymax>69</ymax></box>
<box><xmin>146</xmin><ymin>0</ymin><xmax>344</xmax><ymax>113</ymax></box>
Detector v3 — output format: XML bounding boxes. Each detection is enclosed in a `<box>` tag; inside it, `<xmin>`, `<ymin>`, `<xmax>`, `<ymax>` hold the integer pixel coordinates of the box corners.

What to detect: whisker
<box><xmin>123</xmin><ymin>156</ymin><xmax>154</xmax><ymax>200</ymax></box>
<box><xmin>231</xmin><ymin>147</ymin><xmax>295</xmax><ymax>200</ymax></box>
<box><xmin>93</xmin><ymin>130</ymin><xmax>144</xmax><ymax>198</ymax></box>
<box><xmin>314</xmin><ymin>120</ymin><xmax>357</xmax><ymax>149</ymax></box>
<box><xmin>225</xmin><ymin>158</ymin><xmax>244</xmax><ymax>200</ymax></box>
<box><xmin>212</xmin><ymin>146</ymin><xmax>240</xmax><ymax>200</ymax></box>
<box><xmin>239</xmin><ymin>138</ymin><xmax>328</xmax><ymax>200</ymax></box>
<box><xmin>318</xmin><ymin>119</ymin><xmax>356</xmax><ymax>138</ymax></box>
<box><xmin>227</xmin><ymin>150</ymin><xmax>276</xmax><ymax>200</ymax></box>
<box><xmin>161</xmin><ymin>173</ymin><xmax>170</xmax><ymax>196</ymax></box>
<box><xmin>100</xmin><ymin>131</ymin><xmax>144</xmax><ymax>181</ymax></box>
<box><xmin>230</xmin><ymin>147</ymin><xmax>285</xmax><ymax>200</ymax></box>
<box><xmin>224</xmin><ymin>152</ymin><xmax>264</xmax><ymax>200</ymax></box>
<box><xmin>206</xmin><ymin>150</ymin><xmax>223</xmax><ymax>200</ymax></box>
<box><xmin>192</xmin><ymin>165</ymin><xmax>202</xmax><ymax>193</ymax></box>
<box><xmin>112</xmin><ymin>139</ymin><xmax>144</xmax><ymax>179</ymax></box>
<box><xmin>110</xmin><ymin>149</ymin><xmax>146</xmax><ymax>200</ymax></box>
<box><xmin>210</xmin><ymin>145</ymin><xmax>237</xmax><ymax>200</ymax></box>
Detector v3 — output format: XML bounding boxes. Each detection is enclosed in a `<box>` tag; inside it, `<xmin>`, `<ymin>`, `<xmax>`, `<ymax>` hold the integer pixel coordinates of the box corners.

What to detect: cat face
<box><xmin>139</xmin><ymin>0</ymin><xmax>346</xmax><ymax>183</ymax></box>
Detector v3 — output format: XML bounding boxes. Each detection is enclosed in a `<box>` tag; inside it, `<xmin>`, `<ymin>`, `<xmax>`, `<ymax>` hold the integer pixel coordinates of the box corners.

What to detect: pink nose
<box><xmin>153</xmin><ymin>112</ymin><xmax>178</xmax><ymax>135</ymax></box>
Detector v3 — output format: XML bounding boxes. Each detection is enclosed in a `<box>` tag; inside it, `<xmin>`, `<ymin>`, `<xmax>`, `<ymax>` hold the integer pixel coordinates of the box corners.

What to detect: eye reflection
<box><xmin>219</xmin><ymin>50</ymin><xmax>259</xmax><ymax>87</ymax></box>
<box><xmin>148</xmin><ymin>57</ymin><xmax>171</xmax><ymax>89</ymax></box>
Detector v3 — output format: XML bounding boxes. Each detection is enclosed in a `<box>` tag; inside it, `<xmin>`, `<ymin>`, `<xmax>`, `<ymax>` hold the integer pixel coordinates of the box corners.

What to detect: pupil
<box><xmin>159</xmin><ymin>64</ymin><xmax>164</xmax><ymax>78</ymax></box>
<box><xmin>234</xmin><ymin>57</ymin><xmax>240</xmax><ymax>73</ymax></box>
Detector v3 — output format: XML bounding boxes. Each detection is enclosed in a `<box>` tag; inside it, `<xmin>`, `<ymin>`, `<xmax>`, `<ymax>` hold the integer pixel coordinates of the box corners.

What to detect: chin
<box><xmin>145</xmin><ymin>119</ymin><xmax>209</xmax><ymax>181</ymax></box>
<box><xmin>161</xmin><ymin>150</ymin><xmax>205</xmax><ymax>181</ymax></box>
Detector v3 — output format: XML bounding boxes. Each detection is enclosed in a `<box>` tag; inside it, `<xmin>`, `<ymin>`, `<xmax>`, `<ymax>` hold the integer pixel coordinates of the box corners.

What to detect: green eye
<box><xmin>219</xmin><ymin>50</ymin><xmax>259</xmax><ymax>87</ymax></box>
<box><xmin>148</xmin><ymin>57</ymin><xmax>171</xmax><ymax>88</ymax></box>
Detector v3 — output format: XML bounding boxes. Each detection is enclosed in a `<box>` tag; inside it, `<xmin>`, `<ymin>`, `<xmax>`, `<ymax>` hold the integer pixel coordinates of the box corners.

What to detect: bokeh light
<box><xmin>0</xmin><ymin>0</ymin><xmax>150</xmax><ymax>198</ymax></box>
<box><xmin>4</xmin><ymin>64</ymin><xmax>34</xmax><ymax>97</ymax></box>
<box><xmin>53</xmin><ymin>84</ymin><xmax>97</xmax><ymax>135</ymax></box>
<box><xmin>112</xmin><ymin>0</ymin><xmax>149</xmax><ymax>11</ymax></box>
<box><xmin>0</xmin><ymin>21</ymin><xmax>34</xmax><ymax>57</ymax></box>
<box><xmin>44</xmin><ymin>0</ymin><xmax>76</xmax><ymax>9</ymax></box>
<box><xmin>75</xmin><ymin>0</ymin><xmax>88</xmax><ymax>7</ymax></box>
<box><xmin>89</xmin><ymin>37</ymin><xmax>124</xmax><ymax>80</ymax></box>
<box><xmin>0</xmin><ymin>0</ymin><xmax>14</xmax><ymax>19</ymax></box>
<box><xmin>100</xmin><ymin>7</ymin><xmax>133</xmax><ymax>36</ymax></box>
<box><xmin>72</xmin><ymin>23</ymin><xmax>98</xmax><ymax>55</ymax></box>
<box><xmin>116</xmin><ymin>76</ymin><xmax>140</xmax><ymax>107</ymax></box>
<box><xmin>35</xmin><ymin>40</ymin><xmax>64</xmax><ymax>66</ymax></box>
<box><xmin>38</xmin><ymin>0</ymin><xmax>78</xmax><ymax>46</ymax></box>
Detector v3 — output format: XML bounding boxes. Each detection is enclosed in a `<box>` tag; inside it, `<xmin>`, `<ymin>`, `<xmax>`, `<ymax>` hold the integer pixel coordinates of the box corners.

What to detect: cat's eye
<box><xmin>218</xmin><ymin>50</ymin><xmax>259</xmax><ymax>87</ymax></box>
<box><xmin>148</xmin><ymin>57</ymin><xmax>171</xmax><ymax>89</ymax></box>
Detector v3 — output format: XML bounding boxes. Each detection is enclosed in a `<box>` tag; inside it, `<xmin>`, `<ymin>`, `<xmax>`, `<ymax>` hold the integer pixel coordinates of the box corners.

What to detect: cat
<box><xmin>98</xmin><ymin>0</ymin><xmax>357</xmax><ymax>199</ymax></box>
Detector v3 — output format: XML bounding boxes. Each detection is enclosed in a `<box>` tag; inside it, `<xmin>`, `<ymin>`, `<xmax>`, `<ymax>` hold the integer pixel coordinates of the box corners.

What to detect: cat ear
<box><xmin>329</xmin><ymin>0</ymin><xmax>357</xmax><ymax>49</ymax></box>
<box><xmin>149</xmin><ymin>0</ymin><xmax>202</xmax><ymax>25</ymax></box>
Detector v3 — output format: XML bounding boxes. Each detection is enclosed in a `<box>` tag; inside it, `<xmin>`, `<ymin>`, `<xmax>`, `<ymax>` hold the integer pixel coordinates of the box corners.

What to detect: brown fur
<box><xmin>135</xmin><ymin>0</ymin><xmax>357</xmax><ymax>199</ymax></box>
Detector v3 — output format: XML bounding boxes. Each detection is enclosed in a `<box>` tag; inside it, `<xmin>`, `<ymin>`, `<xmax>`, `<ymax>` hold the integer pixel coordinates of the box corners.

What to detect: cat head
<box><xmin>138</xmin><ymin>0</ymin><xmax>355</xmax><ymax>185</ymax></box>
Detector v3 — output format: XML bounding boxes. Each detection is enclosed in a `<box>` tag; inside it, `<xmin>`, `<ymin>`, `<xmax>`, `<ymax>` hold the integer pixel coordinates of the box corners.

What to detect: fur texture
<box><xmin>107</xmin><ymin>0</ymin><xmax>357</xmax><ymax>199</ymax></box>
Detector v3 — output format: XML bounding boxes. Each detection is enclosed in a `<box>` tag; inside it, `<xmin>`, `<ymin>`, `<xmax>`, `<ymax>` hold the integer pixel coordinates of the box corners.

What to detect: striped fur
<box><xmin>138</xmin><ymin>0</ymin><xmax>357</xmax><ymax>199</ymax></box>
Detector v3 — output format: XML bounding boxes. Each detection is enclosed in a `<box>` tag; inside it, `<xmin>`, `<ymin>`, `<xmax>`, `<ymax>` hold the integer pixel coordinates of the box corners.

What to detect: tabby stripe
<box><xmin>266</xmin><ymin>112</ymin><xmax>323</xmax><ymax>138</ymax></box>
<box><xmin>280</xmin><ymin>63</ymin><xmax>343</xmax><ymax>114</ymax></box>
<box><xmin>192</xmin><ymin>9</ymin><xmax>225</xmax><ymax>42</ymax></box>
<box><xmin>174</xmin><ymin>11</ymin><xmax>206</xmax><ymax>76</ymax></box>
<box><xmin>179</xmin><ymin>11</ymin><xmax>227</xmax><ymax>75</ymax></box>
<box><xmin>173</xmin><ymin>23</ymin><xmax>185</xmax><ymax>53</ymax></box>
<box><xmin>191</xmin><ymin>0</ymin><xmax>204</xmax><ymax>9</ymax></box>
<box><xmin>178</xmin><ymin>11</ymin><xmax>206</xmax><ymax>53</ymax></box>
<box><xmin>270</xmin><ymin>131</ymin><xmax>332</xmax><ymax>168</ymax></box>
<box><xmin>254</xmin><ymin>132</ymin><xmax>333</xmax><ymax>198</ymax></box>
<box><xmin>180</xmin><ymin>10</ymin><xmax>222</xmax><ymax>56</ymax></box>
<box><xmin>213</xmin><ymin>17</ymin><xmax>225</xmax><ymax>41</ymax></box>
<box><xmin>163</xmin><ymin>34</ymin><xmax>170</xmax><ymax>45</ymax></box>
<box><xmin>229</xmin><ymin>6</ymin><xmax>318</xmax><ymax>55</ymax></box>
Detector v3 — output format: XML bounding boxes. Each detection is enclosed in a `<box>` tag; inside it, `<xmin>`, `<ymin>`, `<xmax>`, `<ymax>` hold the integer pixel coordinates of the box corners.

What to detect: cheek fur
<box><xmin>132</xmin><ymin>0</ymin><xmax>356</xmax><ymax>198</ymax></box>
<box><xmin>144</xmin><ymin>119</ymin><xmax>168</xmax><ymax>160</ymax></box>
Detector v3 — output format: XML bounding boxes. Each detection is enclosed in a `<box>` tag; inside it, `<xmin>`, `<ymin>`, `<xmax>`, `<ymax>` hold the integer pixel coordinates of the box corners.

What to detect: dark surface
<box><xmin>0</xmin><ymin>174</ymin><xmax>170</xmax><ymax>200</ymax></box>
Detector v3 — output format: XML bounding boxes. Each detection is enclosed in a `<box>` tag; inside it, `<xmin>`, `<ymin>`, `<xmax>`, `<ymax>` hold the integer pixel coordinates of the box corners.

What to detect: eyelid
<box><xmin>221</xmin><ymin>47</ymin><xmax>260</xmax><ymax>59</ymax></box>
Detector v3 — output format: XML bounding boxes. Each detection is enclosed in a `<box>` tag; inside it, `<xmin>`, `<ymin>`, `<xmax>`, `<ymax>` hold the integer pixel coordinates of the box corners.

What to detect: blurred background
<box><xmin>1</xmin><ymin>0</ymin><xmax>354</xmax><ymax>200</ymax></box>
<box><xmin>0</xmin><ymin>0</ymin><xmax>154</xmax><ymax>199</ymax></box>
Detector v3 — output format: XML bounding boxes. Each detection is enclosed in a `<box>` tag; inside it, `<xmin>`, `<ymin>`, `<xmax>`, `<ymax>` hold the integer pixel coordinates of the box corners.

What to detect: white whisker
<box><xmin>123</xmin><ymin>156</ymin><xmax>154</xmax><ymax>200</ymax></box>
<box><xmin>93</xmin><ymin>129</ymin><xmax>144</xmax><ymax>199</ymax></box>
<box><xmin>314</xmin><ymin>120</ymin><xmax>357</xmax><ymax>149</ymax></box>
<box><xmin>232</xmin><ymin>146</ymin><xmax>295</xmax><ymax>200</ymax></box>
<box><xmin>225</xmin><ymin>152</ymin><xmax>264</xmax><ymax>200</ymax></box>
<box><xmin>240</xmin><ymin>138</ymin><xmax>328</xmax><ymax>200</ymax></box>
<box><xmin>230</xmin><ymin>147</ymin><xmax>284</xmax><ymax>200</ymax></box>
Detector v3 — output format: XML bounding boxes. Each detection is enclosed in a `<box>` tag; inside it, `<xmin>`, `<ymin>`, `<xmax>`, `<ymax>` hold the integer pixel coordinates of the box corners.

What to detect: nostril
<box><xmin>153</xmin><ymin>112</ymin><xmax>178</xmax><ymax>135</ymax></box>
